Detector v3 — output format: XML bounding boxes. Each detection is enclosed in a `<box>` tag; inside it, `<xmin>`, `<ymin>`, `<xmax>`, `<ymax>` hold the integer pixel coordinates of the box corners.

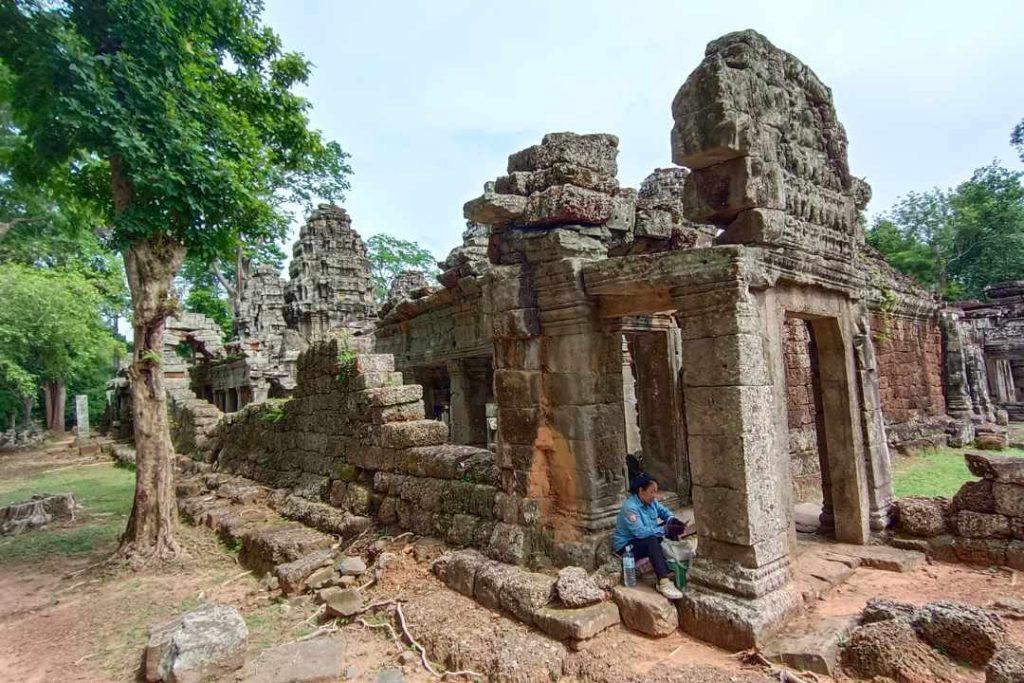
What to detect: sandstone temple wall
<box><xmin>871</xmin><ymin>312</ymin><xmax>947</xmax><ymax>449</ymax></box>
<box><xmin>209</xmin><ymin>341</ymin><xmax>545</xmax><ymax>565</ymax></box>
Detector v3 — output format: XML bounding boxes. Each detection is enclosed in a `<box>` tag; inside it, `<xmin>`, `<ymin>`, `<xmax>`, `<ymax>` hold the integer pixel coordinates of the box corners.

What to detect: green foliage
<box><xmin>867</xmin><ymin>163</ymin><xmax>1024</xmax><ymax>300</ymax></box>
<box><xmin>256</xmin><ymin>398</ymin><xmax>290</xmax><ymax>423</ymax></box>
<box><xmin>0</xmin><ymin>462</ymin><xmax>135</xmax><ymax>563</ymax></box>
<box><xmin>184</xmin><ymin>282</ymin><xmax>233</xmax><ymax>340</ymax></box>
<box><xmin>0</xmin><ymin>263</ymin><xmax>124</xmax><ymax>427</ymax></box>
<box><xmin>0</xmin><ymin>0</ymin><xmax>351</xmax><ymax>272</ymax></box>
<box><xmin>366</xmin><ymin>234</ymin><xmax>437</xmax><ymax>303</ymax></box>
<box><xmin>335</xmin><ymin>334</ymin><xmax>356</xmax><ymax>381</ymax></box>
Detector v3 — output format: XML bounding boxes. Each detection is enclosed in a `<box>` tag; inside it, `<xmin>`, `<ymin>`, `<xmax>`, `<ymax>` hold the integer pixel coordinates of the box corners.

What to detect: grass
<box><xmin>892</xmin><ymin>445</ymin><xmax>1024</xmax><ymax>498</ymax></box>
<box><xmin>0</xmin><ymin>462</ymin><xmax>135</xmax><ymax>563</ymax></box>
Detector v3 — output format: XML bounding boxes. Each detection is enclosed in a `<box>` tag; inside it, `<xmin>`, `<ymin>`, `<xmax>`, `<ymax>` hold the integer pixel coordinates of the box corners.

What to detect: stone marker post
<box><xmin>75</xmin><ymin>394</ymin><xmax>90</xmax><ymax>439</ymax></box>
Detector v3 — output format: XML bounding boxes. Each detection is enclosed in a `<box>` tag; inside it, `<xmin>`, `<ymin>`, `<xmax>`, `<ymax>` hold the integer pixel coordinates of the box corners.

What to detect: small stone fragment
<box><xmin>337</xmin><ymin>555</ymin><xmax>367</xmax><ymax>576</ymax></box>
<box><xmin>322</xmin><ymin>587</ymin><xmax>363</xmax><ymax>618</ymax></box>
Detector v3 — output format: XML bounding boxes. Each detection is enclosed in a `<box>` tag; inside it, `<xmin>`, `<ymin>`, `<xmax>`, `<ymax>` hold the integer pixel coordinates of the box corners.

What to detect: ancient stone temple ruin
<box><xmin>106</xmin><ymin>30</ymin><xmax>1020</xmax><ymax>651</ymax></box>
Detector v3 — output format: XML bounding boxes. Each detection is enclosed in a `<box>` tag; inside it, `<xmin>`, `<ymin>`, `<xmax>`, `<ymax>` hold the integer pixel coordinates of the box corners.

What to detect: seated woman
<box><xmin>612</xmin><ymin>473</ymin><xmax>684</xmax><ymax>600</ymax></box>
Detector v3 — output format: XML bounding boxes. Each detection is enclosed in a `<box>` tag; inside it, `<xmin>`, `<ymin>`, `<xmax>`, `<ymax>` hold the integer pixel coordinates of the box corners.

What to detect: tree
<box><xmin>867</xmin><ymin>162</ymin><xmax>1024</xmax><ymax>300</ymax></box>
<box><xmin>366</xmin><ymin>234</ymin><xmax>436</xmax><ymax>302</ymax></box>
<box><xmin>0</xmin><ymin>0</ymin><xmax>350</xmax><ymax>565</ymax></box>
<box><xmin>0</xmin><ymin>263</ymin><xmax>123</xmax><ymax>433</ymax></box>
<box><xmin>1013</xmin><ymin>118</ymin><xmax>1024</xmax><ymax>163</ymax></box>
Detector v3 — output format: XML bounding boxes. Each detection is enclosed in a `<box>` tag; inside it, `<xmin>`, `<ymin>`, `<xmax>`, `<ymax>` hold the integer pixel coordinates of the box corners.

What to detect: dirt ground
<box><xmin>2</xmin><ymin>442</ymin><xmax>1024</xmax><ymax>682</ymax></box>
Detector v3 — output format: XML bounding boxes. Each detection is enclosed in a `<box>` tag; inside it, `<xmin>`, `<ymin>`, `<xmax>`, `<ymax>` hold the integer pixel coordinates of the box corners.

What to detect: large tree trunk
<box><xmin>111</xmin><ymin>158</ymin><xmax>188</xmax><ymax>566</ymax></box>
<box><xmin>43</xmin><ymin>380</ymin><xmax>66</xmax><ymax>434</ymax></box>
<box><xmin>21</xmin><ymin>396</ymin><xmax>32</xmax><ymax>429</ymax></box>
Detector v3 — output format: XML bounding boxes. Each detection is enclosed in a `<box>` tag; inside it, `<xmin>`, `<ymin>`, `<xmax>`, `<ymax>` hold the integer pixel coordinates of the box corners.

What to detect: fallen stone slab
<box><xmin>828</xmin><ymin>543</ymin><xmax>925</xmax><ymax>572</ymax></box>
<box><xmin>145</xmin><ymin>602</ymin><xmax>248</xmax><ymax>683</ymax></box>
<box><xmin>764</xmin><ymin>614</ymin><xmax>857</xmax><ymax>677</ymax></box>
<box><xmin>0</xmin><ymin>492</ymin><xmax>80</xmax><ymax>535</ymax></box>
<box><xmin>612</xmin><ymin>584</ymin><xmax>678</xmax><ymax>636</ymax></box>
<box><xmin>532</xmin><ymin>602</ymin><xmax>620</xmax><ymax>643</ymax></box>
<box><xmin>239</xmin><ymin>636</ymin><xmax>345</xmax><ymax>683</ymax></box>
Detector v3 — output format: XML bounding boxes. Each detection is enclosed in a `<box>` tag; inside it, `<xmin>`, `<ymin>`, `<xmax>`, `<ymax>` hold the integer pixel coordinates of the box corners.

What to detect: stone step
<box><xmin>827</xmin><ymin>543</ymin><xmax>926</xmax><ymax>572</ymax></box>
<box><xmin>762</xmin><ymin>613</ymin><xmax>859</xmax><ymax>676</ymax></box>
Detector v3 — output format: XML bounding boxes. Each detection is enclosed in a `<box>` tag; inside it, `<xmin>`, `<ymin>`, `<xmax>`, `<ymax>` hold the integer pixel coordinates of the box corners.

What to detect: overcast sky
<box><xmin>263</xmin><ymin>0</ymin><xmax>1024</xmax><ymax>261</ymax></box>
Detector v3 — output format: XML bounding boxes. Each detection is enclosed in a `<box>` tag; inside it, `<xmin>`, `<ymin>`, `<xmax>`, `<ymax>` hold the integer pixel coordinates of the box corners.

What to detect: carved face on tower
<box><xmin>671</xmin><ymin>30</ymin><xmax>871</xmax><ymax>261</ymax></box>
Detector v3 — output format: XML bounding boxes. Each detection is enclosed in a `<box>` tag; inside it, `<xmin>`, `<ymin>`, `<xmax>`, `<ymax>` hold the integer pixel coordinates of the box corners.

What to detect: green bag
<box><xmin>666</xmin><ymin>559</ymin><xmax>689</xmax><ymax>589</ymax></box>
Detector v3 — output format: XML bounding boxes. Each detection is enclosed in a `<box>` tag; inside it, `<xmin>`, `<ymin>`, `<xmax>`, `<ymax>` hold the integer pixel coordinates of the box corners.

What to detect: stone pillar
<box><xmin>672</xmin><ymin>283</ymin><xmax>798</xmax><ymax>650</ymax></box>
<box><xmin>621</xmin><ymin>337</ymin><xmax>642</xmax><ymax>455</ymax></box>
<box><xmin>851</xmin><ymin>305</ymin><xmax>894</xmax><ymax>532</ymax></box>
<box><xmin>75</xmin><ymin>395</ymin><xmax>90</xmax><ymax>439</ymax></box>
<box><xmin>448</xmin><ymin>357</ymin><xmax>491</xmax><ymax>447</ymax></box>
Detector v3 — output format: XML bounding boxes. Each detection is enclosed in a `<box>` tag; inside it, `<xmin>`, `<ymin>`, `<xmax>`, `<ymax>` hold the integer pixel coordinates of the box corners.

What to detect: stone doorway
<box><xmin>621</xmin><ymin>320</ymin><xmax>692</xmax><ymax>507</ymax></box>
<box><xmin>782</xmin><ymin>317</ymin><xmax>831</xmax><ymax>536</ymax></box>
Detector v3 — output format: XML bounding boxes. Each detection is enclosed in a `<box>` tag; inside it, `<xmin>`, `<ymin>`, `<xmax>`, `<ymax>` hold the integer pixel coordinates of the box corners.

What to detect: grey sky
<box><xmin>264</xmin><ymin>0</ymin><xmax>1024</xmax><ymax>260</ymax></box>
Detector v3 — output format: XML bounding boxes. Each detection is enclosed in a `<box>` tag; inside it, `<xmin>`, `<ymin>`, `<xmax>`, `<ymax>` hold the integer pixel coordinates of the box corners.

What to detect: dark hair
<box><xmin>630</xmin><ymin>472</ymin><xmax>658</xmax><ymax>495</ymax></box>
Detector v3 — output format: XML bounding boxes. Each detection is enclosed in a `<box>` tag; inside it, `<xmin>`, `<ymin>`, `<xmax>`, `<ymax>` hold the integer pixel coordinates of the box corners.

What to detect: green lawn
<box><xmin>892</xmin><ymin>446</ymin><xmax>1024</xmax><ymax>499</ymax></box>
<box><xmin>0</xmin><ymin>463</ymin><xmax>136</xmax><ymax>563</ymax></box>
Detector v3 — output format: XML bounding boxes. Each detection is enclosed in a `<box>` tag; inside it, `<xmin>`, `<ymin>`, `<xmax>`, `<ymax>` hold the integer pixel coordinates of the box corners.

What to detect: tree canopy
<box><xmin>0</xmin><ymin>0</ymin><xmax>352</xmax><ymax>563</ymax></box>
<box><xmin>366</xmin><ymin>233</ymin><xmax>436</xmax><ymax>302</ymax></box>
<box><xmin>0</xmin><ymin>263</ymin><xmax>123</xmax><ymax>429</ymax></box>
<box><xmin>867</xmin><ymin>162</ymin><xmax>1024</xmax><ymax>300</ymax></box>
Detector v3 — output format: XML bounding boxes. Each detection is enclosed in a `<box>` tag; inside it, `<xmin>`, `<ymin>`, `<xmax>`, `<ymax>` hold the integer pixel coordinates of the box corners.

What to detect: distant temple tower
<box><xmin>283</xmin><ymin>204</ymin><xmax>377</xmax><ymax>341</ymax></box>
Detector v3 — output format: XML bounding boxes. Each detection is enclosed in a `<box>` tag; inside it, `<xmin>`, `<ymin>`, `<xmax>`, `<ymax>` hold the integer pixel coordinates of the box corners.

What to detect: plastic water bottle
<box><xmin>622</xmin><ymin>544</ymin><xmax>636</xmax><ymax>587</ymax></box>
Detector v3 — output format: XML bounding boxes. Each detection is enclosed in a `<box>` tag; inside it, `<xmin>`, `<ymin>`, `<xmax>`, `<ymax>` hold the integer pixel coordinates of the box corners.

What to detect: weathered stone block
<box><xmin>612</xmin><ymin>584</ymin><xmax>679</xmax><ymax>636</ymax></box>
<box><xmin>956</xmin><ymin>510</ymin><xmax>1012</xmax><ymax>539</ymax></box>
<box><xmin>145</xmin><ymin>603</ymin><xmax>248</xmax><ymax>683</ymax></box>
<box><xmin>463</xmin><ymin>192</ymin><xmax>527</xmax><ymax>227</ymax></box>
<box><xmin>994</xmin><ymin>483</ymin><xmax>1024</xmax><ymax>518</ymax></box>
<box><xmin>532</xmin><ymin>602</ymin><xmax>620</xmax><ymax>642</ymax></box>
<box><xmin>951</xmin><ymin>479</ymin><xmax>995</xmax><ymax>514</ymax></box>
<box><xmin>912</xmin><ymin>601</ymin><xmax>1006</xmax><ymax>666</ymax></box>
<box><xmin>893</xmin><ymin>497</ymin><xmax>951</xmax><ymax>538</ymax></box>
<box><xmin>988</xmin><ymin>645</ymin><xmax>1024</xmax><ymax>683</ymax></box>
<box><xmin>507</xmin><ymin>132</ymin><xmax>618</xmax><ymax>176</ymax></box>
<box><xmin>499</xmin><ymin>570</ymin><xmax>556</xmax><ymax>625</ymax></box>
<box><xmin>966</xmin><ymin>452</ymin><xmax>1024</xmax><ymax>482</ymax></box>
<box><xmin>374</xmin><ymin>420</ymin><xmax>448</xmax><ymax>449</ymax></box>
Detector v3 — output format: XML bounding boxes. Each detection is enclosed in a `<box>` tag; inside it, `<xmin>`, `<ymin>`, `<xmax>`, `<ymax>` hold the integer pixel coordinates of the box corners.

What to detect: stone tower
<box><xmin>284</xmin><ymin>204</ymin><xmax>377</xmax><ymax>341</ymax></box>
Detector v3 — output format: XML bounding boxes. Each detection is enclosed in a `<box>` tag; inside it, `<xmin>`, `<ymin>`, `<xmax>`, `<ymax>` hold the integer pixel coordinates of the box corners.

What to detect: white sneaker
<box><xmin>657</xmin><ymin>577</ymin><xmax>683</xmax><ymax>600</ymax></box>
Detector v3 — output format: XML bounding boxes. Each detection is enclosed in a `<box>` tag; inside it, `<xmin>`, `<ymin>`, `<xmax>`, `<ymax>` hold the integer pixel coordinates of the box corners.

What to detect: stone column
<box><xmin>672</xmin><ymin>283</ymin><xmax>798</xmax><ymax>650</ymax></box>
<box><xmin>75</xmin><ymin>395</ymin><xmax>90</xmax><ymax>439</ymax></box>
<box><xmin>621</xmin><ymin>337</ymin><xmax>642</xmax><ymax>455</ymax></box>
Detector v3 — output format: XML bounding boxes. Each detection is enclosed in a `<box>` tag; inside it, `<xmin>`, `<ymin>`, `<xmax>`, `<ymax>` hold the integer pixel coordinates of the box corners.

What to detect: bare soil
<box><xmin>3</xmin><ymin>442</ymin><xmax>1024</xmax><ymax>682</ymax></box>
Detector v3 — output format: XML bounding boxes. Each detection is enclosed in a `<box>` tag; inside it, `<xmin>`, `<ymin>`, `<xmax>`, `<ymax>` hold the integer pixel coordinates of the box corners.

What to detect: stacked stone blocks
<box><xmin>894</xmin><ymin>452</ymin><xmax>1024</xmax><ymax>568</ymax></box>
